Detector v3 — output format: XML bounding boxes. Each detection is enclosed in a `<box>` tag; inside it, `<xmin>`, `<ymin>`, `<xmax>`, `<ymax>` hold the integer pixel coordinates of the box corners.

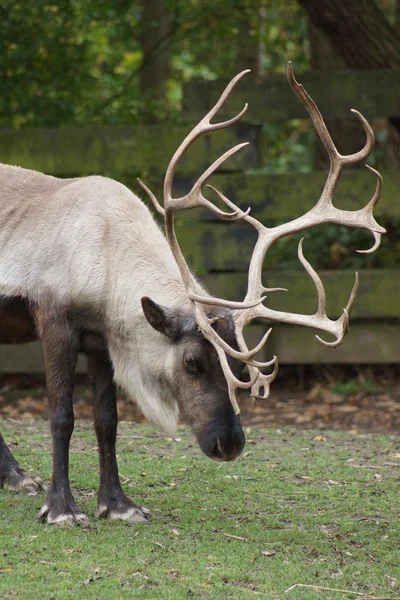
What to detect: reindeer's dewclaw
<box><xmin>37</xmin><ymin>502</ymin><xmax>90</xmax><ymax>528</ymax></box>
<box><xmin>2</xmin><ymin>470</ymin><xmax>47</xmax><ymax>496</ymax></box>
<box><xmin>96</xmin><ymin>502</ymin><xmax>151</xmax><ymax>525</ymax></box>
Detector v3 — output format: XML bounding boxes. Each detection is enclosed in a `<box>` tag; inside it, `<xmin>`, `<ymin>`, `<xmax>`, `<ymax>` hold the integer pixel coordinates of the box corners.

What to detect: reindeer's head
<box><xmin>141</xmin><ymin>296</ymin><xmax>245</xmax><ymax>461</ymax></box>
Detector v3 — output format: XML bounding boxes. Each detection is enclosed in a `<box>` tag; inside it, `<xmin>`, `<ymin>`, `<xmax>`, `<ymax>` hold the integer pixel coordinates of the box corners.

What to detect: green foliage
<box><xmin>330</xmin><ymin>380</ymin><xmax>360</xmax><ymax>395</ymax></box>
<box><xmin>330</xmin><ymin>378</ymin><xmax>379</xmax><ymax>395</ymax></box>
<box><xmin>0</xmin><ymin>0</ymin><xmax>309</xmax><ymax>127</ymax></box>
<box><xmin>1</xmin><ymin>420</ymin><xmax>399</xmax><ymax>599</ymax></box>
<box><xmin>0</xmin><ymin>0</ymin><xmax>145</xmax><ymax>127</ymax></box>
<box><xmin>263</xmin><ymin>216</ymin><xmax>400</xmax><ymax>271</ymax></box>
<box><xmin>169</xmin><ymin>0</ymin><xmax>308</xmax><ymax>79</ymax></box>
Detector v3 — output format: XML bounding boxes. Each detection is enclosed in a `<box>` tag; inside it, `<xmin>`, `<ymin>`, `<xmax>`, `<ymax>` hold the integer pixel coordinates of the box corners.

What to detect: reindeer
<box><xmin>0</xmin><ymin>64</ymin><xmax>384</xmax><ymax>526</ymax></box>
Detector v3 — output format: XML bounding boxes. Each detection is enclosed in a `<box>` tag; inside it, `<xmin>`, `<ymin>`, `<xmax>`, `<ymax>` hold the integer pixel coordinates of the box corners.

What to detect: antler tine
<box><xmin>206</xmin><ymin>184</ymin><xmax>258</xmax><ymax>225</ymax></box>
<box><xmin>194</xmin><ymin>143</ymin><xmax>249</xmax><ymax>194</ymax></box>
<box><xmin>365</xmin><ymin>165</ymin><xmax>383</xmax><ymax>209</ymax></box>
<box><xmin>246</xmin><ymin>329</ymin><xmax>277</xmax><ymax>369</ymax></box>
<box><xmin>203</xmin><ymin>69</ymin><xmax>251</xmax><ymax>129</ymax></box>
<box><xmin>216</xmin><ymin>329</ymin><xmax>277</xmax><ymax>413</ymax></box>
<box><xmin>356</xmin><ymin>166</ymin><xmax>385</xmax><ymax>254</ymax></box>
<box><xmin>240</xmin><ymin>327</ymin><xmax>274</xmax><ymax>362</ymax></box>
<box><xmin>344</xmin><ymin>110</ymin><xmax>375</xmax><ymax>164</ymax></box>
<box><xmin>215</xmin><ymin>343</ymin><xmax>260</xmax><ymax>415</ymax></box>
<box><xmin>357</xmin><ymin>230</ymin><xmax>382</xmax><ymax>255</ymax></box>
<box><xmin>262</xmin><ymin>286</ymin><xmax>288</xmax><ymax>294</ymax></box>
<box><xmin>233</xmin><ymin>327</ymin><xmax>274</xmax><ymax>369</ymax></box>
<box><xmin>344</xmin><ymin>271</ymin><xmax>360</xmax><ymax>317</ymax></box>
<box><xmin>164</xmin><ymin>70</ymin><xmax>250</xmax><ymax>205</ymax></box>
<box><xmin>189</xmin><ymin>292</ymin><xmax>264</xmax><ymax>310</ymax></box>
<box><xmin>196</xmin><ymin>198</ymin><xmax>248</xmax><ymax>221</ymax></box>
<box><xmin>175</xmin><ymin>142</ymin><xmax>250</xmax><ymax>214</ymax></box>
<box><xmin>250</xmin><ymin>357</ymin><xmax>279</xmax><ymax>401</ymax></box>
<box><xmin>193</xmin><ymin>304</ymin><xmax>272</xmax><ymax>364</ymax></box>
<box><xmin>137</xmin><ymin>178</ymin><xmax>165</xmax><ymax>216</ymax></box>
<box><xmin>173</xmin><ymin>150</ymin><xmax>253</xmax><ymax>220</ymax></box>
<box><xmin>297</xmin><ymin>238</ymin><xmax>326</xmax><ymax>317</ymax></box>
<box><xmin>287</xmin><ymin>63</ymin><xmax>374</xmax><ymax>167</ymax></box>
<box><xmin>287</xmin><ymin>62</ymin><xmax>339</xmax><ymax>162</ymax></box>
<box><xmin>230</xmin><ymin>321</ymin><xmax>279</xmax><ymax>405</ymax></box>
<box><xmin>250</xmin><ymin>356</ymin><xmax>278</xmax><ymax>369</ymax></box>
<box><xmin>315</xmin><ymin>316</ymin><xmax>348</xmax><ymax>347</ymax></box>
<box><xmin>313</xmin><ymin>270</ymin><xmax>359</xmax><ymax>347</ymax></box>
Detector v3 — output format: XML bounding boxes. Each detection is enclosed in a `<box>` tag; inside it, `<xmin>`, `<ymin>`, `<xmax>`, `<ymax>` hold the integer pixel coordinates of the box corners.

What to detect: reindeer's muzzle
<box><xmin>197</xmin><ymin>422</ymin><xmax>245</xmax><ymax>462</ymax></box>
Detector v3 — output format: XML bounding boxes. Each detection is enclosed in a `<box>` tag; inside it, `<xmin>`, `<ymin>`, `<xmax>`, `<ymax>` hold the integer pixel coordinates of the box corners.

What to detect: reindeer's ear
<box><xmin>141</xmin><ymin>297</ymin><xmax>181</xmax><ymax>340</ymax></box>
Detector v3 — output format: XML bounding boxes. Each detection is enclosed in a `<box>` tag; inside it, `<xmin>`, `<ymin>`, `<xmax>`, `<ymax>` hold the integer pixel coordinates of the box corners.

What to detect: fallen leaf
<box><xmin>329</xmin><ymin>569</ymin><xmax>343</xmax><ymax>579</ymax></box>
<box><xmin>223</xmin><ymin>533</ymin><xmax>247</xmax><ymax>542</ymax></box>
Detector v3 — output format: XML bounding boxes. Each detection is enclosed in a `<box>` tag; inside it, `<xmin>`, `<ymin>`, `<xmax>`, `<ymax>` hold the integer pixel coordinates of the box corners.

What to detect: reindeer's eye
<box><xmin>183</xmin><ymin>353</ymin><xmax>199</xmax><ymax>375</ymax></box>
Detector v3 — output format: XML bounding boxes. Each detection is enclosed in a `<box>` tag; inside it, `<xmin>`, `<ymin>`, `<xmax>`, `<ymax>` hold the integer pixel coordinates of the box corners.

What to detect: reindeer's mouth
<box><xmin>211</xmin><ymin>438</ymin><xmax>237</xmax><ymax>462</ymax></box>
<box><xmin>208</xmin><ymin>438</ymin><xmax>226</xmax><ymax>462</ymax></box>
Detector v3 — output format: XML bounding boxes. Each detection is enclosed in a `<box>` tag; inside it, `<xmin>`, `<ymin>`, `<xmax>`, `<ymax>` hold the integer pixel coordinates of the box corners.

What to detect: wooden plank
<box><xmin>176</xmin><ymin>216</ymin><xmax>396</xmax><ymax>273</ymax></box>
<box><xmin>0</xmin><ymin>322</ymin><xmax>398</xmax><ymax>372</ymax></box>
<box><xmin>259</xmin><ymin>321</ymin><xmax>400</xmax><ymax>364</ymax></box>
<box><xmin>183</xmin><ymin>70</ymin><xmax>400</xmax><ymax>122</ymax></box>
<box><xmin>203</xmin><ymin>271</ymin><xmax>400</xmax><ymax>319</ymax></box>
<box><xmin>176</xmin><ymin>220</ymin><xmax>257</xmax><ymax>274</ymax></box>
<box><xmin>0</xmin><ymin>123</ymin><xmax>261</xmax><ymax>176</ymax></box>
<box><xmin>0</xmin><ymin>342</ymin><xmax>87</xmax><ymax>373</ymax></box>
<box><xmin>173</xmin><ymin>169</ymin><xmax>400</xmax><ymax>222</ymax></box>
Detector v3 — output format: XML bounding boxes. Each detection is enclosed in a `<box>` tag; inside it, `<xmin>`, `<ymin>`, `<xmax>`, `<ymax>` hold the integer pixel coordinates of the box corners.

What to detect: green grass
<box><xmin>0</xmin><ymin>419</ymin><xmax>399</xmax><ymax>599</ymax></box>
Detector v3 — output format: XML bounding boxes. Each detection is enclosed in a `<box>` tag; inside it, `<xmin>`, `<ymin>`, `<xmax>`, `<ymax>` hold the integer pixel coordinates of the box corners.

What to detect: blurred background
<box><xmin>0</xmin><ymin>0</ymin><xmax>399</xmax><ymax>431</ymax></box>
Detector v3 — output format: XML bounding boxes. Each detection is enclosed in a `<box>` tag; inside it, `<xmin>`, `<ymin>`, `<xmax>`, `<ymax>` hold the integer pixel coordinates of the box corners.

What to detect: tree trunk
<box><xmin>308</xmin><ymin>22</ymin><xmax>368</xmax><ymax>169</ymax></box>
<box><xmin>388</xmin><ymin>0</ymin><xmax>400</xmax><ymax>166</ymax></box>
<box><xmin>235</xmin><ymin>1</ymin><xmax>263</xmax><ymax>75</ymax></box>
<box><xmin>397</xmin><ymin>0</ymin><xmax>400</xmax><ymax>31</ymax></box>
<box><xmin>300</xmin><ymin>0</ymin><xmax>400</xmax><ymax>166</ymax></box>
<box><xmin>299</xmin><ymin>0</ymin><xmax>400</xmax><ymax>69</ymax></box>
<box><xmin>139</xmin><ymin>0</ymin><xmax>170</xmax><ymax>106</ymax></box>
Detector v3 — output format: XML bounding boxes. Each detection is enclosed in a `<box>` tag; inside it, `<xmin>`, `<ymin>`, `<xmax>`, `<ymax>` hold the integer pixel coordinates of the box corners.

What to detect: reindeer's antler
<box><xmin>139</xmin><ymin>62</ymin><xmax>385</xmax><ymax>415</ymax></box>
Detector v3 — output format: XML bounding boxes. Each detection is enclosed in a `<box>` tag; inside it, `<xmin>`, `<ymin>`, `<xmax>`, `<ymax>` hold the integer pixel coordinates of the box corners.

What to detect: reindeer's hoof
<box><xmin>37</xmin><ymin>503</ymin><xmax>90</xmax><ymax>527</ymax></box>
<box><xmin>2</xmin><ymin>470</ymin><xmax>47</xmax><ymax>496</ymax></box>
<box><xmin>96</xmin><ymin>503</ymin><xmax>150</xmax><ymax>525</ymax></box>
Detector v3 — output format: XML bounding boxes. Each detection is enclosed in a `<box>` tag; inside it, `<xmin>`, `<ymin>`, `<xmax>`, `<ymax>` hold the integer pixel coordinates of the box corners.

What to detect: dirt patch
<box><xmin>0</xmin><ymin>366</ymin><xmax>399</xmax><ymax>434</ymax></box>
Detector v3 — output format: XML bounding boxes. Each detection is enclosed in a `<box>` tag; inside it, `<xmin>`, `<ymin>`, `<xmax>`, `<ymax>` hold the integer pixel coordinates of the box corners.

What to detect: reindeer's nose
<box><xmin>210</xmin><ymin>425</ymin><xmax>245</xmax><ymax>461</ymax></box>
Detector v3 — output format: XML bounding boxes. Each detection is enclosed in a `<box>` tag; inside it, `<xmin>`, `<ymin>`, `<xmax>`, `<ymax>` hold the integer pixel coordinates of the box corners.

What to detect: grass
<box><xmin>0</xmin><ymin>419</ymin><xmax>399</xmax><ymax>599</ymax></box>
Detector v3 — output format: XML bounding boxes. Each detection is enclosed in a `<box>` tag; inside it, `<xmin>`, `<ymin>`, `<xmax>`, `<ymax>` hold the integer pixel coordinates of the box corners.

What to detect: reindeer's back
<box><xmin>0</xmin><ymin>164</ymin><xmax>78</xmax><ymax>198</ymax></box>
<box><xmin>0</xmin><ymin>165</ymin><xmax>191</xmax><ymax>310</ymax></box>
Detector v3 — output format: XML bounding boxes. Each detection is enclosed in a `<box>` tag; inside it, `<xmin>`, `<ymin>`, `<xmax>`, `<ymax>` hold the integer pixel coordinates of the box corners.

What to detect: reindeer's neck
<box><xmin>101</xmin><ymin>187</ymin><xmax>208</xmax><ymax>330</ymax></box>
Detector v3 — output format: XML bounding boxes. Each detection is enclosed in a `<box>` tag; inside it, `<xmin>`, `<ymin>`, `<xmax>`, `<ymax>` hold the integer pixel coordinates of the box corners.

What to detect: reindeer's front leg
<box><xmin>89</xmin><ymin>354</ymin><xmax>149</xmax><ymax>525</ymax></box>
<box><xmin>35</xmin><ymin>311</ymin><xmax>88</xmax><ymax>526</ymax></box>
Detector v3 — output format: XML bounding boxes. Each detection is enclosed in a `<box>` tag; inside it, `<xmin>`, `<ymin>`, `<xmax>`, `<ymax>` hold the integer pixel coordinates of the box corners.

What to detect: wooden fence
<box><xmin>0</xmin><ymin>70</ymin><xmax>399</xmax><ymax>371</ymax></box>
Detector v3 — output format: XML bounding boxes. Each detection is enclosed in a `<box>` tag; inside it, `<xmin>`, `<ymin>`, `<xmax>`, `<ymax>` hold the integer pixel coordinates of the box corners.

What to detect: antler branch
<box><xmin>139</xmin><ymin>63</ymin><xmax>385</xmax><ymax>415</ymax></box>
